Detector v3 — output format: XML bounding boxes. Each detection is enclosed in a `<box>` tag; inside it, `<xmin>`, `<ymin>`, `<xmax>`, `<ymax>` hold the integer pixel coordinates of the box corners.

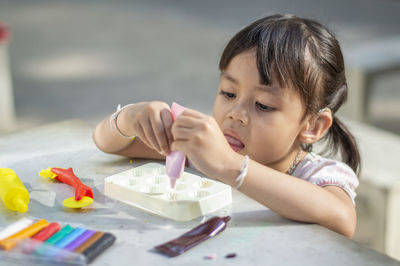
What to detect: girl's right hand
<box><xmin>119</xmin><ymin>101</ymin><xmax>174</xmax><ymax>155</ymax></box>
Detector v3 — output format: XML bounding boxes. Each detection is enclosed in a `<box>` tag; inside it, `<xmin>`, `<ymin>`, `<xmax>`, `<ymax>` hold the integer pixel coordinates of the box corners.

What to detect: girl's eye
<box><xmin>220</xmin><ymin>90</ymin><xmax>236</xmax><ymax>99</ymax></box>
<box><xmin>256</xmin><ymin>102</ymin><xmax>273</xmax><ymax>111</ymax></box>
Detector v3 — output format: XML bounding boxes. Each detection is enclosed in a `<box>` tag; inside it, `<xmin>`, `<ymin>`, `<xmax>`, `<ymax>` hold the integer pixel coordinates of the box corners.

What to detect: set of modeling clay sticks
<box><xmin>0</xmin><ymin>217</ymin><xmax>116</xmax><ymax>264</ymax></box>
<box><xmin>0</xmin><ymin>215</ymin><xmax>232</xmax><ymax>263</ymax></box>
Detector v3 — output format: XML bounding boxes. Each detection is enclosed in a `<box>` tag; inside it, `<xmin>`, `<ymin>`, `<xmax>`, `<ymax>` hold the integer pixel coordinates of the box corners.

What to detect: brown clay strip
<box><xmin>73</xmin><ymin>231</ymin><xmax>104</xmax><ymax>253</ymax></box>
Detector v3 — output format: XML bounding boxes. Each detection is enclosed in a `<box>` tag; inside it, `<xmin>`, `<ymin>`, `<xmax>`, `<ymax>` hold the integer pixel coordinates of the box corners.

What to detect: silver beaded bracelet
<box><xmin>109</xmin><ymin>104</ymin><xmax>136</xmax><ymax>139</ymax></box>
<box><xmin>235</xmin><ymin>155</ymin><xmax>249</xmax><ymax>189</ymax></box>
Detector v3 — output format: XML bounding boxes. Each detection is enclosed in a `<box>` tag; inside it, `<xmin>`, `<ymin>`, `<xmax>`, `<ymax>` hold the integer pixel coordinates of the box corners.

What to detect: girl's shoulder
<box><xmin>292</xmin><ymin>152</ymin><xmax>359</xmax><ymax>203</ymax></box>
<box><xmin>293</xmin><ymin>152</ymin><xmax>357</xmax><ymax>178</ymax></box>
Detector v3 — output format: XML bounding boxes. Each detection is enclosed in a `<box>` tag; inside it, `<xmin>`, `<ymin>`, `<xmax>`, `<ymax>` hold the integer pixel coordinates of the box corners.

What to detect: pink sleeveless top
<box><xmin>292</xmin><ymin>153</ymin><xmax>359</xmax><ymax>204</ymax></box>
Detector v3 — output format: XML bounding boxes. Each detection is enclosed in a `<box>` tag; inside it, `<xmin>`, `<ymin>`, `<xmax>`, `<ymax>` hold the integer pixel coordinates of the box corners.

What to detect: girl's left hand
<box><xmin>170</xmin><ymin>108</ymin><xmax>239</xmax><ymax>182</ymax></box>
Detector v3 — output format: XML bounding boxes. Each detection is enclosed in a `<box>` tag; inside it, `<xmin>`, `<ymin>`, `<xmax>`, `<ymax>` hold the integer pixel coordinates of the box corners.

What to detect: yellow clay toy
<box><xmin>0</xmin><ymin>168</ymin><xmax>30</xmax><ymax>213</ymax></box>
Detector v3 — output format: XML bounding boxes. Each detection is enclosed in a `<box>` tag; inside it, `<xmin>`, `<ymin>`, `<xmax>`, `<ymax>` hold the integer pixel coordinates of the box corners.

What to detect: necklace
<box><xmin>286</xmin><ymin>147</ymin><xmax>303</xmax><ymax>175</ymax></box>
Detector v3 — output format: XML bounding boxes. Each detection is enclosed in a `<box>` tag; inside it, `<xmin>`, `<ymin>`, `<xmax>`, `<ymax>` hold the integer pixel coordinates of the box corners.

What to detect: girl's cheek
<box><xmin>213</xmin><ymin>103</ymin><xmax>224</xmax><ymax>121</ymax></box>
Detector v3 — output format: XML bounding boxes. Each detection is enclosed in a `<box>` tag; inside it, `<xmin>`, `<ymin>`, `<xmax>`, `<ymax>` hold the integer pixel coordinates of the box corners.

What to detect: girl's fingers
<box><xmin>171</xmin><ymin>126</ymin><xmax>193</xmax><ymax>141</ymax></box>
<box><xmin>170</xmin><ymin>139</ymin><xmax>188</xmax><ymax>153</ymax></box>
<box><xmin>142</xmin><ymin>119</ymin><xmax>161</xmax><ymax>152</ymax></box>
<box><xmin>173</xmin><ymin>115</ymin><xmax>201</xmax><ymax>129</ymax></box>
<box><xmin>160</xmin><ymin>108</ymin><xmax>174</xmax><ymax>147</ymax></box>
<box><xmin>180</xmin><ymin>108</ymin><xmax>205</xmax><ymax>119</ymax></box>
<box><xmin>136</xmin><ymin>123</ymin><xmax>151</xmax><ymax>148</ymax></box>
<box><xmin>150</xmin><ymin>115</ymin><xmax>170</xmax><ymax>155</ymax></box>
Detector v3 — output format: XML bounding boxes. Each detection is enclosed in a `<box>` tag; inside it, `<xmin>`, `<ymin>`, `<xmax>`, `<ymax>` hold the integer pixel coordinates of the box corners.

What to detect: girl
<box><xmin>93</xmin><ymin>14</ymin><xmax>360</xmax><ymax>238</ymax></box>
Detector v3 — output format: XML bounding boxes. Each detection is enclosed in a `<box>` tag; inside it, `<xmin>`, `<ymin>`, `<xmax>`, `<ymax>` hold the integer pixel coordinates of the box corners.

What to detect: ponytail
<box><xmin>325</xmin><ymin>116</ymin><xmax>360</xmax><ymax>175</ymax></box>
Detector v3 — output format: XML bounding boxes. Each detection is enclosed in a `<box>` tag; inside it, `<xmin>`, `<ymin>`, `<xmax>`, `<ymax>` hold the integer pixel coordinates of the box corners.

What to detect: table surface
<box><xmin>0</xmin><ymin>120</ymin><xmax>399</xmax><ymax>266</ymax></box>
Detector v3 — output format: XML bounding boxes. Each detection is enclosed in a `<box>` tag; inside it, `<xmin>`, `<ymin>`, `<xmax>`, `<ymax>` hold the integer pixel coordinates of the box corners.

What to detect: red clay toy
<box><xmin>40</xmin><ymin>167</ymin><xmax>94</xmax><ymax>208</ymax></box>
<box><xmin>50</xmin><ymin>168</ymin><xmax>93</xmax><ymax>201</ymax></box>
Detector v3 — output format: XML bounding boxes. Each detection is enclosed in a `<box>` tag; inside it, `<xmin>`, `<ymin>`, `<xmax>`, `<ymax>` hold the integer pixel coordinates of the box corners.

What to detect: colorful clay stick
<box><xmin>38</xmin><ymin>227</ymin><xmax>85</xmax><ymax>257</ymax></box>
<box><xmin>44</xmin><ymin>225</ymin><xmax>74</xmax><ymax>245</ymax></box>
<box><xmin>32</xmin><ymin>222</ymin><xmax>61</xmax><ymax>242</ymax></box>
<box><xmin>64</xmin><ymin>229</ymin><xmax>95</xmax><ymax>252</ymax></box>
<box><xmin>82</xmin><ymin>232</ymin><xmax>116</xmax><ymax>263</ymax></box>
<box><xmin>0</xmin><ymin>219</ymin><xmax>49</xmax><ymax>250</ymax></box>
<box><xmin>53</xmin><ymin>227</ymin><xmax>86</xmax><ymax>249</ymax></box>
<box><xmin>0</xmin><ymin>217</ymin><xmax>33</xmax><ymax>240</ymax></box>
<box><xmin>35</xmin><ymin>225</ymin><xmax>74</xmax><ymax>255</ymax></box>
<box><xmin>74</xmin><ymin>231</ymin><xmax>104</xmax><ymax>253</ymax></box>
<box><xmin>55</xmin><ymin>230</ymin><xmax>97</xmax><ymax>261</ymax></box>
<box><xmin>165</xmin><ymin>102</ymin><xmax>186</xmax><ymax>188</ymax></box>
<box><xmin>22</xmin><ymin>222</ymin><xmax>61</xmax><ymax>254</ymax></box>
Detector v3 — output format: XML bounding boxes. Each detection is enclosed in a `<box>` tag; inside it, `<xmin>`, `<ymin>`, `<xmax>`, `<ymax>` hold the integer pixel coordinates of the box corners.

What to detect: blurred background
<box><xmin>0</xmin><ymin>0</ymin><xmax>399</xmax><ymax>260</ymax></box>
<box><xmin>0</xmin><ymin>0</ymin><xmax>399</xmax><ymax>131</ymax></box>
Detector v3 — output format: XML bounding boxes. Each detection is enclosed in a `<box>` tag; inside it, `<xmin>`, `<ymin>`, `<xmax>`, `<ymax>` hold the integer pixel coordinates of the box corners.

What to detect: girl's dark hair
<box><xmin>219</xmin><ymin>14</ymin><xmax>360</xmax><ymax>175</ymax></box>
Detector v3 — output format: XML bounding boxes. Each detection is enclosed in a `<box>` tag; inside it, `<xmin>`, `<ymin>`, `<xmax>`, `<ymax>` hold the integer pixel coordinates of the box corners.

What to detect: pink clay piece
<box><xmin>166</xmin><ymin>102</ymin><xmax>186</xmax><ymax>188</ymax></box>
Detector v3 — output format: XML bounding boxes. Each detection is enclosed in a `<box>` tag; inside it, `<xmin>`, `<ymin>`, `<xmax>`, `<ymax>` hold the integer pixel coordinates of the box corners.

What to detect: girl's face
<box><xmin>213</xmin><ymin>50</ymin><xmax>307</xmax><ymax>172</ymax></box>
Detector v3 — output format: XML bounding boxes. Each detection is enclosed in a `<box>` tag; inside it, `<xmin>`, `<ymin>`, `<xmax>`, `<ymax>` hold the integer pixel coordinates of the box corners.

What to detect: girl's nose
<box><xmin>227</xmin><ymin>106</ymin><xmax>249</xmax><ymax>125</ymax></box>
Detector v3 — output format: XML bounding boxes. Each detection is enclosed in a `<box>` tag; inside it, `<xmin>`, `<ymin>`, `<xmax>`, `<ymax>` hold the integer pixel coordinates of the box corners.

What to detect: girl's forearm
<box><xmin>93</xmin><ymin>115</ymin><xmax>134</xmax><ymax>154</ymax></box>
<box><xmin>93</xmin><ymin>113</ymin><xmax>165</xmax><ymax>159</ymax></box>
<box><xmin>224</xmin><ymin>156</ymin><xmax>355</xmax><ymax>237</ymax></box>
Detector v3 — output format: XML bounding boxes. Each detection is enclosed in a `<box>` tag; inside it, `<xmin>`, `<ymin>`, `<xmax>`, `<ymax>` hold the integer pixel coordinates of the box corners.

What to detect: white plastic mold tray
<box><xmin>104</xmin><ymin>163</ymin><xmax>232</xmax><ymax>221</ymax></box>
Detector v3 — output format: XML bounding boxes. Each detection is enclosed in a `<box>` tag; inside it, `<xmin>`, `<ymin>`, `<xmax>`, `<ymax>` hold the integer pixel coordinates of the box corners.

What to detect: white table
<box><xmin>0</xmin><ymin>120</ymin><xmax>399</xmax><ymax>266</ymax></box>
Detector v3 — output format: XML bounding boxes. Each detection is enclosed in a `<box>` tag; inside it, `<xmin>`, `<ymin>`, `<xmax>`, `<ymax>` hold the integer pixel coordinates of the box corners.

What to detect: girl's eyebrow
<box><xmin>221</xmin><ymin>72</ymin><xmax>283</xmax><ymax>98</ymax></box>
<box><xmin>220</xmin><ymin>72</ymin><xmax>239</xmax><ymax>85</ymax></box>
<box><xmin>256</xmin><ymin>84</ymin><xmax>283</xmax><ymax>98</ymax></box>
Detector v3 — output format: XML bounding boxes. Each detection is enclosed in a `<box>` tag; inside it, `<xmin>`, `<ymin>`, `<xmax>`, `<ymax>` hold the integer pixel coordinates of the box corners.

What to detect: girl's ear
<box><xmin>299</xmin><ymin>109</ymin><xmax>332</xmax><ymax>144</ymax></box>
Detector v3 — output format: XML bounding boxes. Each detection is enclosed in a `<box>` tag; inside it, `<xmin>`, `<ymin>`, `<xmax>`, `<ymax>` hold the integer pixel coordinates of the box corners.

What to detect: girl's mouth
<box><xmin>224</xmin><ymin>134</ymin><xmax>245</xmax><ymax>152</ymax></box>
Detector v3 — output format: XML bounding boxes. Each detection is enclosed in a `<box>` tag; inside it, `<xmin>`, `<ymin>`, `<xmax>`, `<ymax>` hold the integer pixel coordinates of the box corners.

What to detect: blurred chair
<box><xmin>0</xmin><ymin>23</ymin><xmax>15</xmax><ymax>133</ymax></box>
<box><xmin>347</xmin><ymin>120</ymin><xmax>400</xmax><ymax>260</ymax></box>
<box><xmin>340</xmin><ymin>36</ymin><xmax>400</xmax><ymax>122</ymax></box>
